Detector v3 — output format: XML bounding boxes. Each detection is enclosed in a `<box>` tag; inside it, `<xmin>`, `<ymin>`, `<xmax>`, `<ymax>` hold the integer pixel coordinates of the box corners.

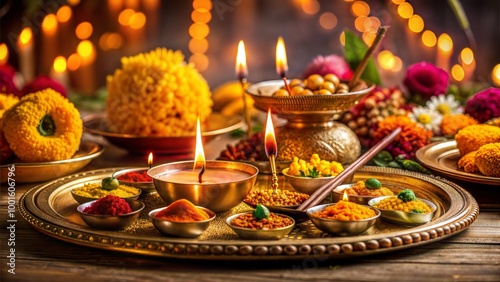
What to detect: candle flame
<box><xmin>275</xmin><ymin>36</ymin><xmax>288</xmax><ymax>78</ymax></box>
<box><xmin>235</xmin><ymin>40</ymin><xmax>248</xmax><ymax>80</ymax></box>
<box><xmin>342</xmin><ymin>190</ymin><xmax>349</xmax><ymax>201</ymax></box>
<box><xmin>18</xmin><ymin>28</ymin><xmax>32</xmax><ymax>46</ymax></box>
<box><xmin>148</xmin><ymin>152</ymin><xmax>153</xmax><ymax>167</ymax></box>
<box><xmin>264</xmin><ymin>109</ymin><xmax>277</xmax><ymax>158</ymax></box>
<box><xmin>194</xmin><ymin>117</ymin><xmax>206</xmax><ymax>170</ymax></box>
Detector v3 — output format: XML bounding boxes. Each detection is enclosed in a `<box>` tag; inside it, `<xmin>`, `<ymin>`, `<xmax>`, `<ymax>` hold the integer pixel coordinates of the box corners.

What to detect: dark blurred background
<box><xmin>0</xmin><ymin>0</ymin><xmax>499</xmax><ymax>94</ymax></box>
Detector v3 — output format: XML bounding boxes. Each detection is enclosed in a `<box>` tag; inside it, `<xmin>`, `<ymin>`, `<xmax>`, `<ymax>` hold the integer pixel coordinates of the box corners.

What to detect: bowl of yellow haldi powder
<box><xmin>71</xmin><ymin>177</ymin><xmax>142</xmax><ymax>204</ymax></box>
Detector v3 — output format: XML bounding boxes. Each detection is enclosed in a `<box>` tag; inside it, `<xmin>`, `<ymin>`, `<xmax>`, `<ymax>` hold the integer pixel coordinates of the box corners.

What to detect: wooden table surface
<box><xmin>1</xmin><ymin>134</ymin><xmax>499</xmax><ymax>282</ymax></box>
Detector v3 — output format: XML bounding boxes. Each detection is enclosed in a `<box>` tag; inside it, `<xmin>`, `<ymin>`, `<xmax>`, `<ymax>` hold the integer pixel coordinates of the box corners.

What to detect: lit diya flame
<box><xmin>343</xmin><ymin>190</ymin><xmax>349</xmax><ymax>201</ymax></box>
<box><xmin>275</xmin><ymin>36</ymin><xmax>292</xmax><ymax>94</ymax></box>
<box><xmin>148</xmin><ymin>152</ymin><xmax>153</xmax><ymax>168</ymax></box>
<box><xmin>264</xmin><ymin>109</ymin><xmax>277</xmax><ymax>158</ymax></box>
<box><xmin>236</xmin><ymin>40</ymin><xmax>248</xmax><ymax>80</ymax></box>
<box><xmin>194</xmin><ymin>117</ymin><xmax>206</xmax><ymax>184</ymax></box>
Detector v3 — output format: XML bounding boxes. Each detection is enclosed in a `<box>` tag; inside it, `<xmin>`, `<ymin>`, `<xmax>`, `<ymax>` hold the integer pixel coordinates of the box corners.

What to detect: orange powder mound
<box><xmin>312</xmin><ymin>201</ymin><xmax>376</xmax><ymax>221</ymax></box>
<box><xmin>155</xmin><ymin>199</ymin><xmax>210</xmax><ymax>222</ymax></box>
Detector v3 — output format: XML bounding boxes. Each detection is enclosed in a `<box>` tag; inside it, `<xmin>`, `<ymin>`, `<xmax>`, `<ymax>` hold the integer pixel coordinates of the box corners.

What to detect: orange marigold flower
<box><xmin>441</xmin><ymin>114</ymin><xmax>478</xmax><ymax>136</ymax></box>
<box><xmin>372</xmin><ymin>115</ymin><xmax>432</xmax><ymax>160</ymax></box>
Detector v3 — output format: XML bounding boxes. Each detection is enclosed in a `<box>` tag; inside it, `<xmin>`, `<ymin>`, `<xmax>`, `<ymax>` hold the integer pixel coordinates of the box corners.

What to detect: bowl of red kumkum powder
<box><xmin>77</xmin><ymin>195</ymin><xmax>145</xmax><ymax>230</ymax></box>
<box><xmin>113</xmin><ymin>167</ymin><xmax>156</xmax><ymax>193</ymax></box>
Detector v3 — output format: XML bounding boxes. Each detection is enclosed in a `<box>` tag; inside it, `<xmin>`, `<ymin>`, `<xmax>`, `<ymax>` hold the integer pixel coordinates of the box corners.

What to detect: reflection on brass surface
<box><xmin>20</xmin><ymin>166</ymin><xmax>479</xmax><ymax>260</ymax></box>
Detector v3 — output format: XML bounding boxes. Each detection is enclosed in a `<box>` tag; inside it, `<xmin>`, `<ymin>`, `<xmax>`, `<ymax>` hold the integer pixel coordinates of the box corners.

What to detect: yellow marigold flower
<box><xmin>455</xmin><ymin>124</ymin><xmax>500</xmax><ymax>156</ymax></box>
<box><xmin>440</xmin><ymin>114</ymin><xmax>478</xmax><ymax>136</ymax></box>
<box><xmin>286</xmin><ymin>154</ymin><xmax>344</xmax><ymax>177</ymax></box>
<box><xmin>475</xmin><ymin>142</ymin><xmax>500</xmax><ymax>177</ymax></box>
<box><xmin>106</xmin><ymin>48</ymin><xmax>213</xmax><ymax>136</ymax></box>
<box><xmin>2</xmin><ymin>89</ymin><xmax>82</xmax><ymax>162</ymax></box>
<box><xmin>0</xmin><ymin>93</ymin><xmax>19</xmax><ymax>121</ymax></box>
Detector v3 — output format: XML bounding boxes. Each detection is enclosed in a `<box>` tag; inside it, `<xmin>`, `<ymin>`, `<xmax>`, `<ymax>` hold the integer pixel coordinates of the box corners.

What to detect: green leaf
<box><xmin>308</xmin><ymin>167</ymin><xmax>320</xmax><ymax>178</ymax></box>
<box><xmin>372</xmin><ymin>151</ymin><xmax>393</xmax><ymax>167</ymax></box>
<box><xmin>344</xmin><ymin>29</ymin><xmax>381</xmax><ymax>85</ymax></box>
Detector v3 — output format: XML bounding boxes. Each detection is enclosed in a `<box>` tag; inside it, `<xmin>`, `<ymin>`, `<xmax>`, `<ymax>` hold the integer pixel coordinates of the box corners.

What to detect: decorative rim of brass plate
<box><xmin>416</xmin><ymin>140</ymin><xmax>500</xmax><ymax>186</ymax></box>
<box><xmin>19</xmin><ymin>166</ymin><xmax>479</xmax><ymax>260</ymax></box>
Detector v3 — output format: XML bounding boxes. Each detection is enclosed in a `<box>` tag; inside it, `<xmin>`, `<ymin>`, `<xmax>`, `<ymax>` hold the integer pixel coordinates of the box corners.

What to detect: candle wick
<box><xmin>282</xmin><ymin>77</ymin><xmax>292</xmax><ymax>95</ymax></box>
<box><xmin>198</xmin><ymin>163</ymin><xmax>205</xmax><ymax>184</ymax></box>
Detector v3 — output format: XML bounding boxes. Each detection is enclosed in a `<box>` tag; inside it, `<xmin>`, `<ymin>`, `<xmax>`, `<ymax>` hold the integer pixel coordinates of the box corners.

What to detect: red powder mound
<box><xmin>83</xmin><ymin>195</ymin><xmax>132</xmax><ymax>216</ymax></box>
<box><xmin>117</xmin><ymin>170</ymin><xmax>152</xmax><ymax>182</ymax></box>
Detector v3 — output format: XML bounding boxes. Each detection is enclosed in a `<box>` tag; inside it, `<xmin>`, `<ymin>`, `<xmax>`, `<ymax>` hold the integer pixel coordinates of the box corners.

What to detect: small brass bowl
<box><xmin>71</xmin><ymin>184</ymin><xmax>142</xmax><ymax>204</ymax></box>
<box><xmin>77</xmin><ymin>198</ymin><xmax>144</xmax><ymax>230</ymax></box>
<box><xmin>226</xmin><ymin>212</ymin><xmax>295</xmax><ymax>240</ymax></box>
<box><xmin>149</xmin><ymin>206</ymin><xmax>216</xmax><ymax>238</ymax></box>
<box><xmin>331</xmin><ymin>183</ymin><xmax>401</xmax><ymax>205</ymax></box>
<box><xmin>112</xmin><ymin>167</ymin><xmax>156</xmax><ymax>194</ymax></box>
<box><xmin>282</xmin><ymin>168</ymin><xmax>353</xmax><ymax>195</ymax></box>
<box><xmin>306</xmin><ymin>203</ymin><xmax>380</xmax><ymax>236</ymax></box>
<box><xmin>368</xmin><ymin>196</ymin><xmax>437</xmax><ymax>225</ymax></box>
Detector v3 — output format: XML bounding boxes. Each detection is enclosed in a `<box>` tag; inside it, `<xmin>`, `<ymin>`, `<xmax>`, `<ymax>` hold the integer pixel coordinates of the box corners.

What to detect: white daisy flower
<box><xmin>426</xmin><ymin>94</ymin><xmax>463</xmax><ymax>116</ymax></box>
<box><xmin>409</xmin><ymin>106</ymin><xmax>442</xmax><ymax>134</ymax></box>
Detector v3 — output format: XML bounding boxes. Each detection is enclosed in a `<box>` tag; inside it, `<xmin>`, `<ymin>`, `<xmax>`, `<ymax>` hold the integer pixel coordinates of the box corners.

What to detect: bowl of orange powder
<box><xmin>306</xmin><ymin>201</ymin><xmax>380</xmax><ymax>236</ymax></box>
<box><xmin>149</xmin><ymin>199</ymin><xmax>216</xmax><ymax>238</ymax></box>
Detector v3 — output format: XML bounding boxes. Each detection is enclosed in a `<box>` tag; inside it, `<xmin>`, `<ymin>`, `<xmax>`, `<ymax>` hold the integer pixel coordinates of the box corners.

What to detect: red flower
<box><xmin>302</xmin><ymin>54</ymin><xmax>353</xmax><ymax>80</ymax></box>
<box><xmin>21</xmin><ymin>75</ymin><xmax>67</xmax><ymax>98</ymax></box>
<box><xmin>403</xmin><ymin>62</ymin><xmax>449</xmax><ymax>99</ymax></box>
<box><xmin>464</xmin><ymin>87</ymin><xmax>500</xmax><ymax>123</ymax></box>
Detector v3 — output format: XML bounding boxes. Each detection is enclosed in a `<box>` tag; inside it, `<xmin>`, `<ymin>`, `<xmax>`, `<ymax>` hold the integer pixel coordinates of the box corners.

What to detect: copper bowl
<box><xmin>77</xmin><ymin>198</ymin><xmax>144</xmax><ymax>230</ymax></box>
<box><xmin>282</xmin><ymin>168</ymin><xmax>354</xmax><ymax>195</ymax></box>
<box><xmin>149</xmin><ymin>206</ymin><xmax>216</xmax><ymax>238</ymax></box>
<box><xmin>226</xmin><ymin>212</ymin><xmax>295</xmax><ymax>240</ymax></box>
<box><xmin>368</xmin><ymin>196</ymin><xmax>437</xmax><ymax>225</ymax></box>
<box><xmin>112</xmin><ymin>167</ymin><xmax>156</xmax><ymax>194</ymax></box>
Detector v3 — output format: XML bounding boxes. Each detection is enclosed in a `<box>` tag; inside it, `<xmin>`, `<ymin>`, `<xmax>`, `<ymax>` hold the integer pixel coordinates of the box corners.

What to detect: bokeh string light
<box><xmin>189</xmin><ymin>0</ymin><xmax>212</xmax><ymax>72</ymax></box>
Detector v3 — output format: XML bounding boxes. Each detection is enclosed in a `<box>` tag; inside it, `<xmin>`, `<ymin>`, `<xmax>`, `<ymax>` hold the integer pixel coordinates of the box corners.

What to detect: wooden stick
<box><xmin>348</xmin><ymin>26</ymin><xmax>389</xmax><ymax>88</ymax></box>
<box><xmin>297</xmin><ymin>127</ymin><xmax>401</xmax><ymax>211</ymax></box>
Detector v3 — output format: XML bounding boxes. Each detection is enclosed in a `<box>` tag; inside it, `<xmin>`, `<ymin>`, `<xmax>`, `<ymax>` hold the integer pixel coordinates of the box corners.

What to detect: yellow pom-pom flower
<box><xmin>287</xmin><ymin>153</ymin><xmax>344</xmax><ymax>178</ymax></box>
<box><xmin>2</xmin><ymin>89</ymin><xmax>83</xmax><ymax>162</ymax></box>
<box><xmin>106</xmin><ymin>48</ymin><xmax>213</xmax><ymax>136</ymax></box>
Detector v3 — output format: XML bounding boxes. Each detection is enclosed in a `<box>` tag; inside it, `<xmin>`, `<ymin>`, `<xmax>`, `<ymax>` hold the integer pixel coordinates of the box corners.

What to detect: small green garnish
<box><xmin>365</xmin><ymin>178</ymin><xmax>382</xmax><ymax>189</ymax></box>
<box><xmin>398</xmin><ymin>189</ymin><xmax>417</xmax><ymax>203</ymax></box>
<box><xmin>253</xmin><ymin>204</ymin><xmax>270</xmax><ymax>220</ymax></box>
<box><xmin>411</xmin><ymin>209</ymin><xmax>424</xmax><ymax>213</ymax></box>
<box><xmin>101</xmin><ymin>177</ymin><xmax>120</xmax><ymax>191</ymax></box>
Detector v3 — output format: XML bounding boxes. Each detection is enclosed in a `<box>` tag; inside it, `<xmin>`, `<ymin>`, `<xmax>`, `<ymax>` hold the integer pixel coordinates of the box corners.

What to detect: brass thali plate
<box><xmin>0</xmin><ymin>141</ymin><xmax>103</xmax><ymax>184</ymax></box>
<box><xmin>20</xmin><ymin>166</ymin><xmax>478</xmax><ymax>260</ymax></box>
<box><xmin>416</xmin><ymin>140</ymin><xmax>500</xmax><ymax>186</ymax></box>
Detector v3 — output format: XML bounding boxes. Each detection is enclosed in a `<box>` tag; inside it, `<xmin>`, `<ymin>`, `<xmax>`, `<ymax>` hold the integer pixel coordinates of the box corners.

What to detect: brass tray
<box><xmin>83</xmin><ymin>113</ymin><xmax>243</xmax><ymax>155</ymax></box>
<box><xmin>0</xmin><ymin>141</ymin><xmax>103</xmax><ymax>183</ymax></box>
<box><xmin>19</xmin><ymin>166</ymin><xmax>478</xmax><ymax>260</ymax></box>
<box><xmin>416</xmin><ymin>140</ymin><xmax>500</xmax><ymax>186</ymax></box>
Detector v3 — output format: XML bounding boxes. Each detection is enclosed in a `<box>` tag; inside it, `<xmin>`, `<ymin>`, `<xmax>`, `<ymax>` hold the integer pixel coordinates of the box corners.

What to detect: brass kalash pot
<box><xmin>246</xmin><ymin>80</ymin><xmax>374</xmax><ymax>165</ymax></box>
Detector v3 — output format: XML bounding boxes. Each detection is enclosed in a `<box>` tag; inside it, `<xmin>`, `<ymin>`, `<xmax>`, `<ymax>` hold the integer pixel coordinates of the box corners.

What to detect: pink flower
<box><xmin>403</xmin><ymin>62</ymin><xmax>449</xmax><ymax>99</ymax></box>
<box><xmin>464</xmin><ymin>87</ymin><xmax>500</xmax><ymax>123</ymax></box>
<box><xmin>302</xmin><ymin>54</ymin><xmax>353</xmax><ymax>80</ymax></box>
<box><xmin>21</xmin><ymin>75</ymin><xmax>67</xmax><ymax>98</ymax></box>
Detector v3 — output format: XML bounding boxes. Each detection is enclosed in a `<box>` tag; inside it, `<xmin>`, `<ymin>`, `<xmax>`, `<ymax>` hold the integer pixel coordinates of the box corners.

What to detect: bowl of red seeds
<box><xmin>113</xmin><ymin>167</ymin><xmax>156</xmax><ymax>193</ymax></box>
<box><xmin>76</xmin><ymin>195</ymin><xmax>145</xmax><ymax>230</ymax></box>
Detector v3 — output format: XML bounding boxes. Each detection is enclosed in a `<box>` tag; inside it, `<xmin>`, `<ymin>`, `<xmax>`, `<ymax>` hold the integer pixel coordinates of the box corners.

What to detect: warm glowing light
<box><xmin>319</xmin><ymin>12</ymin><xmax>337</xmax><ymax>30</ymax></box>
<box><xmin>235</xmin><ymin>40</ymin><xmax>248</xmax><ymax>80</ymax></box>
<box><xmin>144</xmin><ymin>0</ymin><xmax>160</xmax><ymax>10</ymax></box>
<box><xmin>492</xmin><ymin>64</ymin><xmax>500</xmax><ymax>87</ymax></box>
<box><xmin>129</xmin><ymin>12</ymin><xmax>146</xmax><ymax>29</ymax></box>
<box><xmin>67</xmin><ymin>0</ymin><xmax>80</xmax><ymax>6</ymax></box>
<box><xmin>77</xmin><ymin>40</ymin><xmax>94</xmax><ymax>58</ymax></box>
<box><xmin>108</xmin><ymin>0</ymin><xmax>123</xmax><ymax>12</ymax></box>
<box><xmin>42</xmin><ymin>14</ymin><xmax>58</xmax><ymax>35</ymax></box>
<box><xmin>264</xmin><ymin>109</ymin><xmax>277</xmax><ymax>158</ymax></box>
<box><xmin>125</xmin><ymin>0</ymin><xmax>139</xmax><ymax>9</ymax></box>
<box><xmin>340</xmin><ymin>31</ymin><xmax>346</xmax><ymax>46</ymax></box>
<box><xmin>354</xmin><ymin>16</ymin><xmax>368</xmax><ymax>32</ymax></box>
<box><xmin>393</xmin><ymin>56</ymin><xmax>403</xmax><ymax>72</ymax></box>
<box><xmin>189</xmin><ymin>22</ymin><xmax>210</xmax><ymax>39</ymax></box>
<box><xmin>408</xmin><ymin>14</ymin><xmax>424</xmax><ymax>33</ymax></box>
<box><xmin>67</xmin><ymin>53</ymin><xmax>81</xmax><ymax>71</ymax></box>
<box><xmin>18</xmin><ymin>28</ymin><xmax>32</xmax><ymax>45</ymax></box>
<box><xmin>391</xmin><ymin>0</ymin><xmax>405</xmax><ymax>4</ymax></box>
<box><xmin>451</xmin><ymin>64</ymin><xmax>465</xmax><ymax>81</ymax></box>
<box><xmin>397</xmin><ymin>2</ymin><xmax>413</xmax><ymax>19</ymax></box>
<box><xmin>53</xmin><ymin>56</ymin><xmax>67</xmax><ymax>73</ymax></box>
<box><xmin>351</xmin><ymin>1</ymin><xmax>370</xmax><ymax>17</ymax></box>
<box><xmin>75</xmin><ymin>22</ymin><xmax>93</xmax><ymax>40</ymax></box>
<box><xmin>366</xmin><ymin>16</ymin><xmax>381</xmax><ymax>33</ymax></box>
<box><xmin>362</xmin><ymin>31</ymin><xmax>376</xmax><ymax>46</ymax></box>
<box><xmin>194</xmin><ymin>117</ymin><xmax>206</xmax><ymax>169</ymax></box>
<box><xmin>189</xmin><ymin>53</ymin><xmax>209</xmax><ymax>72</ymax></box>
<box><xmin>437</xmin><ymin>33</ymin><xmax>453</xmax><ymax>52</ymax></box>
<box><xmin>0</xmin><ymin>43</ymin><xmax>8</xmax><ymax>64</ymax></box>
<box><xmin>188</xmin><ymin>38</ymin><xmax>209</xmax><ymax>54</ymax></box>
<box><xmin>148</xmin><ymin>152</ymin><xmax>153</xmax><ymax>167</ymax></box>
<box><xmin>301</xmin><ymin>0</ymin><xmax>320</xmax><ymax>15</ymax></box>
<box><xmin>192</xmin><ymin>9</ymin><xmax>212</xmax><ymax>23</ymax></box>
<box><xmin>193</xmin><ymin>0</ymin><xmax>212</xmax><ymax>12</ymax></box>
<box><xmin>421</xmin><ymin>30</ymin><xmax>437</xmax><ymax>47</ymax></box>
<box><xmin>342</xmin><ymin>190</ymin><xmax>349</xmax><ymax>201</ymax></box>
<box><xmin>118</xmin><ymin>9</ymin><xmax>135</xmax><ymax>26</ymax></box>
<box><xmin>56</xmin><ymin>6</ymin><xmax>72</xmax><ymax>23</ymax></box>
<box><xmin>275</xmin><ymin>36</ymin><xmax>288</xmax><ymax>78</ymax></box>
<box><xmin>460</xmin><ymin>47</ymin><xmax>474</xmax><ymax>65</ymax></box>
<box><xmin>378</xmin><ymin>50</ymin><xmax>395</xmax><ymax>70</ymax></box>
